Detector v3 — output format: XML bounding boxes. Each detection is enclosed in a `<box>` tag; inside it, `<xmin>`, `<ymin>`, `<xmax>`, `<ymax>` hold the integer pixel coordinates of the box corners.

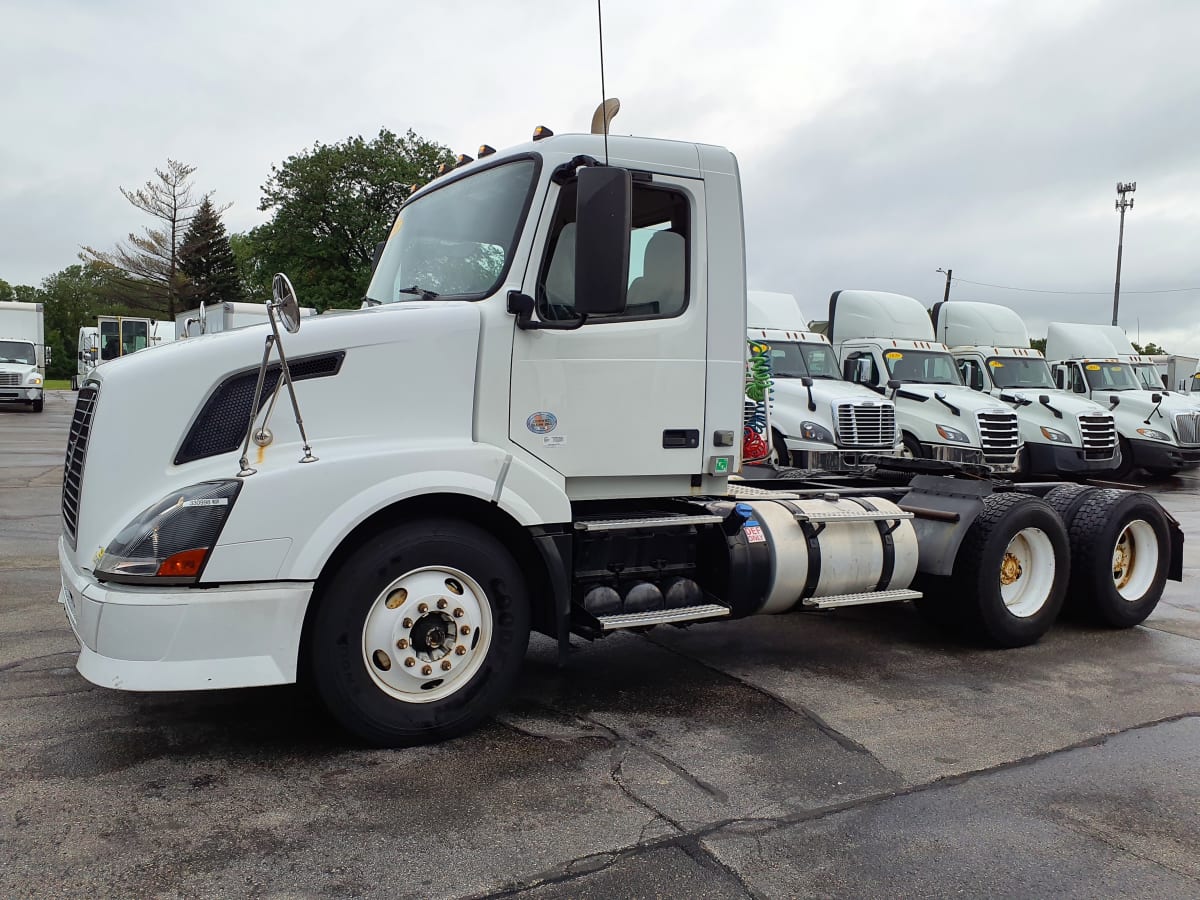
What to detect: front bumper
<box><xmin>58</xmin><ymin>536</ymin><xmax>312</xmax><ymax>691</ymax></box>
<box><xmin>1128</xmin><ymin>438</ymin><xmax>1200</xmax><ymax>474</ymax></box>
<box><xmin>919</xmin><ymin>441</ymin><xmax>1020</xmax><ymax>474</ymax></box>
<box><xmin>0</xmin><ymin>386</ymin><xmax>42</xmax><ymax>403</ymax></box>
<box><xmin>786</xmin><ymin>441</ymin><xmax>901</xmax><ymax>472</ymax></box>
<box><xmin>1025</xmin><ymin>442</ymin><xmax>1119</xmax><ymax>476</ymax></box>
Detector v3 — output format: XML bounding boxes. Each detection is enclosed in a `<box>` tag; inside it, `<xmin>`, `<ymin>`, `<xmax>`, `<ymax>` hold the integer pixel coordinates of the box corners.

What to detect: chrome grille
<box><xmin>834</xmin><ymin>401</ymin><xmax>897</xmax><ymax>448</ymax></box>
<box><xmin>62</xmin><ymin>387</ymin><xmax>98</xmax><ymax>550</ymax></box>
<box><xmin>976</xmin><ymin>410</ymin><xmax>1020</xmax><ymax>459</ymax></box>
<box><xmin>0</xmin><ymin>373</ymin><xmax>19</xmax><ymax>386</ymax></box>
<box><xmin>1078</xmin><ymin>413</ymin><xmax>1117</xmax><ymax>458</ymax></box>
<box><xmin>1175</xmin><ymin>412</ymin><xmax>1200</xmax><ymax>446</ymax></box>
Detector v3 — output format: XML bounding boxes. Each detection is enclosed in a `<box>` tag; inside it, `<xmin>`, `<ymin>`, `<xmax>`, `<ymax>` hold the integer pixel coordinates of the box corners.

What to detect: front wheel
<box><xmin>307</xmin><ymin>518</ymin><xmax>531</xmax><ymax>746</ymax></box>
<box><xmin>32</xmin><ymin>398</ymin><xmax>43</xmax><ymax>413</ymax></box>
<box><xmin>901</xmin><ymin>433</ymin><xmax>924</xmax><ymax>459</ymax></box>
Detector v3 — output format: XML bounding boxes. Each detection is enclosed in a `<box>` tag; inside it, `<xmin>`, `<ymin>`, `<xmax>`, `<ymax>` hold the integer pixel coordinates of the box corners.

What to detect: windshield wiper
<box><xmin>396</xmin><ymin>285</ymin><xmax>440</xmax><ymax>300</ymax></box>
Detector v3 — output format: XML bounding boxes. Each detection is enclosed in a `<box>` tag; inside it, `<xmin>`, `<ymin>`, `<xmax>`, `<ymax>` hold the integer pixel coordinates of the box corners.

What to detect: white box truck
<box><xmin>1046</xmin><ymin>322</ymin><xmax>1200</xmax><ymax>477</ymax></box>
<box><xmin>176</xmin><ymin>301</ymin><xmax>317</xmax><ymax>338</ymax></box>
<box><xmin>931</xmin><ymin>301</ymin><xmax>1120</xmax><ymax>476</ymax></box>
<box><xmin>56</xmin><ymin>132</ymin><xmax>1182</xmax><ymax>746</ymax></box>
<box><xmin>826</xmin><ymin>290</ymin><xmax>1023</xmax><ymax>472</ymax></box>
<box><xmin>746</xmin><ymin>291</ymin><xmax>900</xmax><ymax>470</ymax></box>
<box><xmin>0</xmin><ymin>300</ymin><xmax>49</xmax><ymax>412</ymax></box>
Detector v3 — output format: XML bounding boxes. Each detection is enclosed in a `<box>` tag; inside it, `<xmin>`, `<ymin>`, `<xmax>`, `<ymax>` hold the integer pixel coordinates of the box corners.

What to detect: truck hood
<box><xmin>991</xmin><ymin>389</ymin><xmax>1111</xmax><ymax>420</ymax></box>
<box><xmin>891</xmin><ymin>384</ymin><xmax>1010</xmax><ymax>416</ymax></box>
<box><xmin>0</xmin><ymin>362</ymin><xmax>36</xmax><ymax>377</ymax></box>
<box><xmin>1109</xmin><ymin>391</ymin><xmax>1200</xmax><ymax>425</ymax></box>
<box><xmin>66</xmin><ymin>303</ymin><xmax>482</xmax><ymax>571</ymax></box>
<box><xmin>772</xmin><ymin>377</ymin><xmax>887</xmax><ymax>404</ymax></box>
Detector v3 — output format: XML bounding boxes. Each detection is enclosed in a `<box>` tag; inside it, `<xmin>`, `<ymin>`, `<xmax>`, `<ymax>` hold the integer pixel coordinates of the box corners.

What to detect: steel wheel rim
<box><xmin>1112</xmin><ymin>519</ymin><xmax>1158</xmax><ymax>601</ymax></box>
<box><xmin>361</xmin><ymin>566</ymin><xmax>492</xmax><ymax>703</ymax></box>
<box><xmin>999</xmin><ymin>527</ymin><xmax>1056</xmax><ymax>618</ymax></box>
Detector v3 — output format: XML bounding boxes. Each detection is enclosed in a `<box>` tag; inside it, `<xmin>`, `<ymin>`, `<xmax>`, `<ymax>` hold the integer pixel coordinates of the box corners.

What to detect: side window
<box><xmin>537</xmin><ymin>178</ymin><xmax>690</xmax><ymax>322</ymax></box>
<box><xmin>1068</xmin><ymin>364</ymin><xmax>1087</xmax><ymax>393</ymax></box>
<box><xmin>959</xmin><ymin>359</ymin><xmax>984</xmax><ymax>391</ymax></box>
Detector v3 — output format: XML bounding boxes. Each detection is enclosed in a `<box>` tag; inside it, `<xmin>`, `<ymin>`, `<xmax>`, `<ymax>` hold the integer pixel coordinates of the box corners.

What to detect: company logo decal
<box><xmin>526</xmin><ymin>412</ymin><xmax>558</xmax><ymax>434</ymax></box>
<box><xmin>885</xmin><ymin>351</ymin><xmax>903</xmax><ymax>360</ymax></box>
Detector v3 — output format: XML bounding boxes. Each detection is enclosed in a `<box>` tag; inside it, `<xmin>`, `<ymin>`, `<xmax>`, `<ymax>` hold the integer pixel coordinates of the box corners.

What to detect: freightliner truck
<box><xmin>825</xmin><ymin>290</ymin><xmax>1024</xmax><ymax>472</ymax></box>
<box><xmin>746</xmin><ymin>291</ymin><xmax>900</xmax><ymax>470</ymax></box>
<box><xmin>0</xmin><ymin>300</ymin><xmax>49</xmax><ymax>412</ymax></box>
<box><xmin>58</xmin><ymin>132</ymin><xmax>1184</xmax><ymax>746</ymax></box>
<box><xmin>1046</xmin><ymin>322</ymin><xmax>1200</xmax><ymax>478</ymax></box>
<box><xmin>931</xmin><ymin>301</ymin><xmax>1120</xmax><ymax>477</ymax></box>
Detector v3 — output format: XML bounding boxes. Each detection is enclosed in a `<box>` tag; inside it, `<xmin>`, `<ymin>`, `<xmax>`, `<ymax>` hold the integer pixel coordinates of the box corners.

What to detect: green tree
<box><xmin>38</xmin><ymin>264</ymin><xmax>111</xmax><ymax>378</ymax></box>
<box><xmin>1030</xmin><ymin>337</ymin><xmax>1047</xmax><ymax>354</ymax></box>
<box><xmin>179</xmin><ymin>197</ymin><xmax>245</xmax><ymax>307</ymax></box>
<box><xmin>81</xmin><ymin>159</ymin><xmax>211</xmax><ymax>318</ymax></box>
<box><xmin>229</xmin><ymin>231</ymin><xmax>273</xmax><ymax>303</ymax></box>
<box><xmin>1132</xmin><ymin>341</ymin><xmax>1166</xmax><ymax>355</ymax></box>
<box><xmin>0</xmin><ymin>278</ymin><xmax>13</xmax><ymax>301</ymax></box>
<box><xmin>248</xmin><ymin>129</ymin><xmax>453</xmax><ymax>311</ymax></box>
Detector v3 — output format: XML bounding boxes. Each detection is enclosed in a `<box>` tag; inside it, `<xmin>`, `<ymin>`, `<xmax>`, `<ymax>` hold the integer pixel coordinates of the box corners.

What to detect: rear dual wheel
<box><xmin>307</xmin><ymin>518</ymin><xmax>530</xmax><ymax>746</ymax></box>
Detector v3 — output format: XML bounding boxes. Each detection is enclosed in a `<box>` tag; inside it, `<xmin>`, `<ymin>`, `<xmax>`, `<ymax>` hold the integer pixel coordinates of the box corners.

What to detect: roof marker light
<box><xmin>436</xmin><ymin>163</ymin><xmax>451</xmax><ymax>176</ymax></box>
<box><xmin>532</xmin><ymin>126</ymin><xmax>554</xmax><ymax>141</ymax></box>
<box><xmin>478</xmin><ymin>144</ymin><xmax>496</xmax><ymax>158</ymax></box>
<box><xmin>455</xmin><ymin>153</ymin><xmax>474</xmax><ymax>167</ymax></box>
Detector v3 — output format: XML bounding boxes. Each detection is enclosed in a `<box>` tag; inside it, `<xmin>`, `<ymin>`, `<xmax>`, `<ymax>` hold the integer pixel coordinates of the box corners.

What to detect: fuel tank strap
<box><xmin>772</xmin><ymin>500</ymin><xmax>823</xmax><ymax>600</ymax></box>
<box><xmin>847</xmin><ymin>497</ymin><xmax>897</xmax><ymax>592</ymax></box>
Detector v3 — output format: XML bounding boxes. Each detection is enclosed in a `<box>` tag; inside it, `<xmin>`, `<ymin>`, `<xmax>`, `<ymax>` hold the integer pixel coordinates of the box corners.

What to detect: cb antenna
<box><xmin>597</xmin><ymin>0</ymin><xmax>609</xmax><ymax>163</ymax></box>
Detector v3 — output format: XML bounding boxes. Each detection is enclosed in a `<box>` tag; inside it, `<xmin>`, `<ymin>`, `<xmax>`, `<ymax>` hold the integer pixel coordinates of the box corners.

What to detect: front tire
<box><xmin>1064</xmin><ymin>489</ymin><xmax>1170</xmax><ymax>627</ymax></box>
<box><xmin>32</xmin><ymin>398</ymin><xmax>43</xmax><ymax>413</ymax></box>
<box><xmin>901</xmin><ymin>433</ymin><xmax>924</xmax><ymax>459</ymax></box>
<box><xmin>1109</xmin><ymin>436</ymin><xmax>1136</xmax><ymax>480</ymax></box>
<box><xmin>307</xmin><ymin>518</ymin><xmax>531</xmax><ymax>746</ymax></box>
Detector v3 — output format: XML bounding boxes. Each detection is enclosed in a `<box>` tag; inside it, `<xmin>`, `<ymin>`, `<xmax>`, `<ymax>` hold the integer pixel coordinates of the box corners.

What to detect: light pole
<box><xmin>1112</xmin><ymin>181</ymin><xmax>1136</xmax><ymax>326</ymax></box>
<box><xmin>936</xmin><ymin>267</ymin><xmax>952</xmax><ymax>303</ymax></box>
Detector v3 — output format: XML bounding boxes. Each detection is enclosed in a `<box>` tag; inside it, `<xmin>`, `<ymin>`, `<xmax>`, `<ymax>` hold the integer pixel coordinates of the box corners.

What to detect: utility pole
<box><xmin>1112</xmin><ymin>181</ymin><xmax>1136</xmax><ymax>326</ymax></box>
<box><xmin>936</xmin><ymin>267</ymin><xmax>952</xmax><ymax>303</ymax></box>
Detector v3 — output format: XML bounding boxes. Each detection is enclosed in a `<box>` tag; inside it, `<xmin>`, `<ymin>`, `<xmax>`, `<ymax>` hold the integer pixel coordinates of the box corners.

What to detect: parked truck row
<box><xmin>56</xmin><ymin>131</ymin><xmax>1187</xmax><ymax>747</ymax></box>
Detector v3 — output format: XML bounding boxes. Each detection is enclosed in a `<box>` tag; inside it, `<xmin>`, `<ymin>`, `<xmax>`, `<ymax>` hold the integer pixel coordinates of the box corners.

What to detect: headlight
<box><xmin>799</xmin><ymin>421</ymin><xmax>835</xmax><ymax>443</ymax></box>
<box><xmin>1136</xmin><ymin>428</ymin><xmax>1171</xmax><ymax>441</ymax></box>
<box><xmin>1039</xmin><ymin>426</ymin><xmax>1073</xmax><ymax>444</ymax></box>
<box><xmin>935</xmin><ymin>424</ymin><xmax>970</xmax><ymax>443</ymax></box>
<box><xmin>94</xmin><ymin>481</ymin><xmax>241</xmax><ymax>584</ymax></box>
<box><xmin>28</xmin><ymin>375</ymin><xmax>42</xmax><ymax>386</ymax></box>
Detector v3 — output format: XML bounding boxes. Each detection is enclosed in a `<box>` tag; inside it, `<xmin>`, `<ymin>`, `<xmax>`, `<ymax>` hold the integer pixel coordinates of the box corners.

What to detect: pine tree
<box><xmin>179</xmin><ymin>197</ymin><xmax>245</xmax><ymax>308</ymax></box>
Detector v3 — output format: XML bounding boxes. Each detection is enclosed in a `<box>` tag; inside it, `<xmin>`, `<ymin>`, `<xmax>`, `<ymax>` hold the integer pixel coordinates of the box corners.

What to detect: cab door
<box><xmin>509</xmin><ymin>172</ymin><xmax>708</xmax><ymax>478</ymax></box>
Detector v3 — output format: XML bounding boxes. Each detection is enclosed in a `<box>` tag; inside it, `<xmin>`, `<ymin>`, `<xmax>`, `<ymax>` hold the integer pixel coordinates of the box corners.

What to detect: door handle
<box><xmin>662</xmin><ymin>429</ymin><xmax>700</xmax><ymax>449</ymax></box>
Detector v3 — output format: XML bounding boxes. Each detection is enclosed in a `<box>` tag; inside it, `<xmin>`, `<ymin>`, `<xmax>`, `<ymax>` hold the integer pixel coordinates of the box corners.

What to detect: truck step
<box><xmin>796</xmin><ymin>509</ymin><xmax>914</xmax><ymax>525</ymax></box>
<box><xmin>575</xmin><ymin>514</ymin><xmax>724</xmax><ymax>532</ymax></box>
<box><xmin>801</xmin><ymin>588</ymin><xmax>923</xmax><ymax>610</ymax></box>
<box><xmin>597</xmin><ymin>603</ymin><xmax>731</xmax><ymax>630</ymax></box>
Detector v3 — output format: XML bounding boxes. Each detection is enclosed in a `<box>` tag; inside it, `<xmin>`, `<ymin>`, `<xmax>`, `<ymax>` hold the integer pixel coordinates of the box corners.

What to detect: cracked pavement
<box><xmin>2</xmin><ymin>392</ymin><xmax>1199</xmax><ymax>898</ymax></box>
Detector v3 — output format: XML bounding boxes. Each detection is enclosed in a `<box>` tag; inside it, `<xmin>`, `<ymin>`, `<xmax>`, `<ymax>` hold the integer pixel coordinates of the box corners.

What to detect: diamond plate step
<box><xmin>575</xmin><ymin>514</ymin><xmax>724</xmax><ymax>532</ymax></box>
<box><xmin>597</xmin><ymin>604</ymin><xmax>731</xmax><ymax>630</ymax></box>
<box><xmin>801</xmin><ymin>588</ymin><xmax>923</xmax><ymax>609</ymax></box>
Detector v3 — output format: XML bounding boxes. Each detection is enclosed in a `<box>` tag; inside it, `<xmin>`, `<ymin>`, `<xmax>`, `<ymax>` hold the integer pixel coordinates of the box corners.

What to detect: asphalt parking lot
<box><xmin>3</xmin><ymin>391</ymin><xmax>1199</xmax><ymax>899</ymax></box>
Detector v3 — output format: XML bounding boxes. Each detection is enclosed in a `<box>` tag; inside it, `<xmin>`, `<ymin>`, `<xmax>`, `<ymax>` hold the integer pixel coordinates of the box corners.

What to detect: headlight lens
<box><xmin>1136</xmin><ymin>427</ymin><xmax>1171</xmax><ymax>441</ymax></box>
<box><xmin>799</xmin><ymin>421</ymin><xmax>835</xmax><ymax>443</ymax></box>
<box><xmin>94</xmin><ymin>481</ymin><xmax>241</xmax><ymax>584</ymax></box>
<box><xmin>29</xmin><ymin>375</ymin><xmax>42</xmax><ymax>386</ymax></box>
<box><xmin>1039</xmin><ymin>426</ymin><xmax>1073</xmax><ymax>444</ymax></box>
<box><xmin>935</xmin><ymin>424</ymin><xmax>970</xmax><ymax>443</ymax></box>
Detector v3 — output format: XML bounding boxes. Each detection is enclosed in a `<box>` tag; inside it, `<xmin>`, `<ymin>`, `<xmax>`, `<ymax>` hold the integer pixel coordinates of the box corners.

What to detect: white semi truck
<box><xmin>57</xmin><ymin>132</ymin><xmax>1183</xmax><ymax>746</ymax></box>
<box><xmin>0</xmin><ymin>300</ymin><xmax>49</xmax><ymax>412</ymax></box>
<box><xmin>75</xmin><ymin>316</ymin><xmax>175</xmax><ymax>389</ymax></box>
<box><xmin>931</xmin><ymin>301</ymin><xmax>1120</xmax><ymax>477</ymax></box>
<box><xmin>746</xmin><ymin>291</ymin><xmax>900</xmax><ymax>470</ymax></box>
<box><xmin>826</xmin><ymin>290</ymin><xmax>1023</xmax><ymax>472</ymax></box>
<box><xmin>1046</xmin><ymin>322</ymin><xmax>1200</xmax><ymax>478</ymax></box>
<box><xmin>176</xmin><ymin>301</ymin><xmax>317</xmax><ymax>338</ymax></box>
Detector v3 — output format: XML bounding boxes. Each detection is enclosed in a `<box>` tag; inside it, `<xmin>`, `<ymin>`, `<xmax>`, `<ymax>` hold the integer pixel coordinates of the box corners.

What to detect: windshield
<box><xmin>884</xmin><ymin>349</ymin><xmax>961</xmax><ymax>385</ymax></box>
<box><xmin>1083</xmin><ymin>362</ymin><xmax>1140</xmax><ymax>391</ymax></box>
<box><xmin>987</xmin><ymin>357</ymin><xmax>1056</xmax><ymax>390</ymax></box>
<box><xmin>767</xmin><ymin>341</ymin><xmax>842</xmax><ymax>379</ymax></box>
<box><xmin>0</xmin><ymin>340</ymin><xmax>35</xmax><ymax>365</ymax></box>
<box><xmin>366</xmin><ymin>158</ymin><xmax>538</xmax><ymax>304</ymax></box>
<box><xmin>1133</xmin><ymin>363</ymin><xmax>1164</xmax><ymax>390</ymax></box>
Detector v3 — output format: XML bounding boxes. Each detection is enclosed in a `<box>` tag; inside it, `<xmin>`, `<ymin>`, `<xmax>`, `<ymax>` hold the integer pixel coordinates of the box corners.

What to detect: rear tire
<box><xmin>307</xmin><ymin>517</ymin><xmax>531</xmax><ymax>746</ymax></box>
<box><xmin>924</xmin><ymin>493</ymin><xmax>1069</xmax><ymax>647</ymax></box>
<box><xmin>1064</xmin><ymin>489</ymin><xmax>1170</xmax><ymax>627</ymax></box>
<box><xmin>1042</xmin><ymin>484</ymin><xmax>1097</xmax><ymax>526</ymax></box>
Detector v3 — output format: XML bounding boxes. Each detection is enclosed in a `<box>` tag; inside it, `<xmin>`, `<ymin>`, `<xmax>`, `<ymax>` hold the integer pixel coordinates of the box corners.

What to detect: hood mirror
<box><xmin>272</xmin><ymin>273</ymin><xmax>302</xmax><ymax>334</ymax></box>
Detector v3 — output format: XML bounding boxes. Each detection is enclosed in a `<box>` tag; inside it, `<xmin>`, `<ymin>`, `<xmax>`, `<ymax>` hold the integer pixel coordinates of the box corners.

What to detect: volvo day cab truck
<box><xmin>1046</xmin><ymin>322</ymin><xmax>1200</xmax><ymax>478</ymax></box>
<box><xmin>931</xmin><ymin>302</ymin><xmax>1119</xmax><ymax>476</ymax></box>
<box><xmin>176</xmin><ymin>301</ymin><xmax>318</xmax><ymax>338</ymax></box>
<box><xmin>0</xmin><ymin>300</ymin><xmax>49</xmax><ymax>412</ymax></box>
<box><xmin>747</xmin><ymin>291</ymin><xmax>900</xmax><ymax>470</ymax></box>
<box><xmin>826</xmin><ymin>291</ymin><xmax>1023</xmax><ymax>472</ymax></box>
<box><xmin>57</xmin><ymin>132</ymin><xmax>1183</xmax><ymax>746</ymax></box>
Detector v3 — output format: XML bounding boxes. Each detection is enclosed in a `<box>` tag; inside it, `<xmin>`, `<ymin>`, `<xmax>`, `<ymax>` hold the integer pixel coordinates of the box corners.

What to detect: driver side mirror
<box><xmin>573</xmin><ymin>166</ymin><xmax>631</xmax><ymax>316</ymax></box>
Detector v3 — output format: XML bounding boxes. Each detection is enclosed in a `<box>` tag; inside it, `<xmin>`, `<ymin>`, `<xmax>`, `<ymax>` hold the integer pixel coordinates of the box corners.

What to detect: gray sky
<box><xmin>3</xmin><ymin>0</ymin><xmax>1198</xmax><ymax>353</ymax></box>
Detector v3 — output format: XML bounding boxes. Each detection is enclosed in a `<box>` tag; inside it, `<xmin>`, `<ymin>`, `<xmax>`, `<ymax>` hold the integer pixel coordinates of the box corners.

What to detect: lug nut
<box><xmin>453</xmin><ymin>608</ymin><xmax>465</xmax><ymax>618</ymax></box>
<box><xmin>404</xmin><ymin>657</ymin><xmax>415</xmax><ymax>668</ymax></box>
<box><xmin>385</xmin><ymin>588</ymin><xmax>408</xmax><ymax>609</ymax></box>
<box><xmin>460</xmin><ymin>625</ymin><xmax>471</xmax><ymax>636</ymax></box>
<box><xmin>441</xmin><ymin>660</ymin><xmax>452</xmax><ymax>671</ymax></box>
<box><xmin>418</xmin><ymin>602</ymin><xmax>429</xmax><ymax>614</ymax></box>
<box><xmin>396</xmin><ymin>638</ymin><xmax>409</xmax><ymax>650</ymax></box>
<box><xmin>455</xmin><ymin>645</ymin><xmax>467</xmax><ymax>656</ymax></box>
<box><xmin>437</xmin><ymin>598</ymin><xmax>448</xmax><ymax>609</ymax></box>
<box><xmin>421</xmin><ymin>664</ymin><xmax>432</xmax><ymax>676</ymax></box>
<box><xmin>402</xmin><ymin>618</ymin><xmax>413</xmax><ymax>628</ymax></box>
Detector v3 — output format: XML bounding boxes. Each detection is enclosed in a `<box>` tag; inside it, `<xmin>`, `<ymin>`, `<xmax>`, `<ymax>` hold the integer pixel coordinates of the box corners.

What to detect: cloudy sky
<box><xmin>3</xmin><ymin>0</ymin><xmax>1198</xmax><ymax>352</ymax></box>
